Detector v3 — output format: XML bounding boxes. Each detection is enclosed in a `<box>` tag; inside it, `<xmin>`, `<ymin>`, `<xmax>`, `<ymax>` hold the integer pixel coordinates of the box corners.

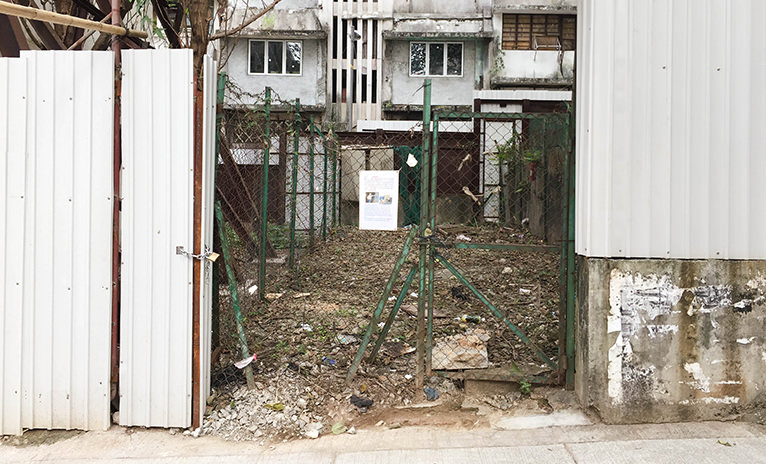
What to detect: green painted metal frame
<box><xmin>416</xmin><ymin>79</ymin><xmax>432</xmax><ymax>387</ymax></box>
<box><xmin>288</xmin><ymin>99</ymin><xmax>300</xmax><ymax>268</ymax></box>
<box><xmin>258</xmin><ymin>88</ymin><xmax>271</xmax><ymax>300</ymax></box>
<box><xmin>308</xmin><ymin>116</ymin><xmax>315</xmax><ymax>247</ymax></box>
<box><xmin>322</xmin><ymin>136</ymin><xmax>328</xmax><ymax>241</ymax></box>
<box><xmin>434</xmin><ymin>251</ymin><xmax>557</xmax><ymax>371</ymax></box>
<box><xmin>452</xmin><ymin>242</ymin><xmax>559</xmax><ymax>253</ymax></box>
<box><xmin>435</xmin><ymin>111</ymin><xmax>570</xmax><ymax>121</ymax></box>
<box><xmin>428</xmin><ymin>109</ymin><xmax>576</xmax><ymax>386</ymax></box>
<box><xmin>369</xmin><ymin>264</ymin><xmax>418</xmax><ymax>363</ymax></box>
<box><xmin>426</xmin><ymin>112</ymin><xmax>439</xmax><ymax>373</ymax></box>
<box><xmin>330</xmin><ymin>130</ymin><xmax>338</xmax><ymax>227</ymax></box>
<box><xmin>211</xmin><ymin>72</ymin><xmax>226</xmax><ymax>349</ymax></box>
<box><xmin>346</xmin><ymin>227</ymin><xmax>419</xmax><ymax>384</ymax></box>
<box><xmin>215</xmin><ymin>200</ymin><xmax>255</xmax><ymax>389</ymax></box>
<box><xmin>565</xmin><ymin>105</ymin><xmax>576</xmax><ymax>389</ymax></box>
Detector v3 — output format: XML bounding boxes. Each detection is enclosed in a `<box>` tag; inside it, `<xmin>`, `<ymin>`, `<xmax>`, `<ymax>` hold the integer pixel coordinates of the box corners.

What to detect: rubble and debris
<box><xmin>432</xmin><ymin>329</ymin><xmax>491</xmax><ymax>370</ymax></box>
<box><xmin>335</xmin><ymin>334</ymin><xmax>358</xmax><ymax>345</ymax></box>
<box><xmin>234</xmin><ymin>354</ymin><xmax>257</xmax><ymax>369</ymax></box>
<box><xmin>381</xmin><ymin>341</ymin><xmax>416</xmax><ymax>358</ymax></box>
<box><xmin>331</xmin><ymin>422</ymin><xmax>347</xmax><ymax>435</ymax></box>
<box><xmin>451</xmin><ymin>286</ymin><xmax>472</xmax><ymax>302</ymax></box>
<box><xmin>424</xmin><ymin>387</ymin><xmax>440</xmax><ymax>401</ymax></box>
<box><xmin>456</xmin><ymin>234</ymin><xmax>472</xmax><ymax>242</ymax></box>
<box><xmin>205</xmin><ymin>226</ymin><xmax>559</xmax><ymax>443</ymax></box>
<box><xmin>350</xmin><ymin>394</ymin><xmax>374</xmax><ymax>412</ymax></box>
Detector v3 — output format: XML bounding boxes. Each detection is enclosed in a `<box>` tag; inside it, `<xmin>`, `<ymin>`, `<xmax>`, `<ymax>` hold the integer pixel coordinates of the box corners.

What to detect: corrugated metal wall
<box><xmin>576</xmin><ymin>0</ymin><xmax>766</xmax><ymax>259</ymax></box>
<box><xmin>119</xmin><ymin>49</ymin><xmax>194</xmax><ymax>428</ymax></box>
<box><xmin>0</xmin><ymin>51</ymin><xmax>114</xmax><ymax>436</ymax></box>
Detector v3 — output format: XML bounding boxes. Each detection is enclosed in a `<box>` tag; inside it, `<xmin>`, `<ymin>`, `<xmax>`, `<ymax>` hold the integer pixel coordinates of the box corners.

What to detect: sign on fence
<box><xmin>359</xmin><ymin>170</ymin><xmax>399</xmax><ymax>230</ymax></box>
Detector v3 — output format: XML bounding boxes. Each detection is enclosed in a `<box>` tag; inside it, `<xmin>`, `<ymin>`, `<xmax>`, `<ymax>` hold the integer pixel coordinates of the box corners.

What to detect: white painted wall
<box><xmin>385</xmin><ymin>40</ymin><xmax>478</xmax><ymax>107</ymax></box>
<box><xmin>494</xmin><ymin>50</ymin><xmax>574</xmax><ymax>80</ymax></box>
<box><xmin>576</xmin><ymin>0</ymin><xmax>766</xmax><ymax>259</ymax></box>
<box><xmin>224</xmin><ymin>38</ymin><xmax>326</xmax><ymax>107</ymax></box>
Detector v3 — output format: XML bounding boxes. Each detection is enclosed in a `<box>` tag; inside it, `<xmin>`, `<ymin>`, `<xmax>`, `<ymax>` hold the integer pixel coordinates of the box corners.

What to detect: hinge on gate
<box><xmin>176</xmin><ymin>245</ymin><xmax>219</xmax><ymax>262</ymax></box>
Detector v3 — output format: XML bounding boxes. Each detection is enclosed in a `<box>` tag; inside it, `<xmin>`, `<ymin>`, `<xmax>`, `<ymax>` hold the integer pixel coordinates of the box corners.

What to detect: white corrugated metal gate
<box><xmin>0</xmin><ymin>51</ymin><xmax>114</xmax><ymax>436</ymax></box>
<box><xmin>576</xmin><ymin>0</ymin><xmax>766</xmax><ymax>259</ymax></box>
<box><xmin>119</xmin><ymin>49</ymin><xmax>215</xmax><ymax>429</ymax></box>
<box><xmin>118</xmin><ymin>49</ymin><xmax>195</xmax><ymax>428</ymax></box>
<box><xmin>1</xmin><ymin>49</ymin><xmax>215</xmax><ymax>435</ymax></box>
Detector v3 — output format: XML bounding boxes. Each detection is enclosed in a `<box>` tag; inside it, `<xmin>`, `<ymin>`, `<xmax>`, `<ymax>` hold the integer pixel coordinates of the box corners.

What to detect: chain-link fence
<box><xmin>209</xmin><ymin>78</ymin><xmax>573</xmax><ymax>391</ymax></box>
<box><xmin>211</xmin><ymin>82</ymin><xmax>343</xmax><ymax>387</ymax></box>
<box><xmin>422</xmin><ymin>111</ymin><xmax>572</xmax><ymax>384</ymax></box>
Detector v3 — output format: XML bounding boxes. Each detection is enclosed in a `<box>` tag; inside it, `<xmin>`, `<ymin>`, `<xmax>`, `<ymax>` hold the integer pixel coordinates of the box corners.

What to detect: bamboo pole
<box><xmin>0</xmin><ymin>1</ymin><xmax>148</xmax><ymax>39</ymax></box>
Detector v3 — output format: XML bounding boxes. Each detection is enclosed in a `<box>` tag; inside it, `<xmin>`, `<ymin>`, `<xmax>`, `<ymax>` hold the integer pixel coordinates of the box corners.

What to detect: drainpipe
<box><xmin>347</xmin><ymin>29</ymin><xmax>361</xmax><ymax>131</ymax></box>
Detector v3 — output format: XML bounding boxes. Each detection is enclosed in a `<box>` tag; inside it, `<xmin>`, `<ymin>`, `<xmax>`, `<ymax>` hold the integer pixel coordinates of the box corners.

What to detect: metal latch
<box><xmin>176</xmin><ymin>245</ymin><xmax>219</xmax><ymax>262</ymax></box>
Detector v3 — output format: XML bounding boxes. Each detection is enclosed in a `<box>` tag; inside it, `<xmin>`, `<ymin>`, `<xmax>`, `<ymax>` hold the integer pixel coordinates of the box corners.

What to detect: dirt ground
<box><xmin>206</xmin><ymin>224</ymin><xmax>563</xmax><ymax>441</ymax></box>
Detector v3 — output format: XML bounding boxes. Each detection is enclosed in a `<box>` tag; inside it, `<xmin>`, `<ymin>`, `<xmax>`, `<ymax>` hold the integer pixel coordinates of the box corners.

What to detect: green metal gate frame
<box><xmin>346</xmin><ymin>80</ymin><xmax>576</xmax><ymax>389</ymax></box>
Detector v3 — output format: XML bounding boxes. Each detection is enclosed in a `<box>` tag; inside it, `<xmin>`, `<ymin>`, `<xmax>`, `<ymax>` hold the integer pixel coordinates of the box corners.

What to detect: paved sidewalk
<box><xmin>2</xmin><ymin>420</ymin><xmax>766</xmax><ymax>463</ymax></box>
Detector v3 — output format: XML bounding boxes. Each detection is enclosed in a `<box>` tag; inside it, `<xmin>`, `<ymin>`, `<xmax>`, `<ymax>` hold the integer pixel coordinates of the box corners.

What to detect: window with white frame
<box><xmin>409</xmin><ymin>42</ymin><xmax>463</xmax><ymax>77</ymax></box>
<box><xmin>248</xmin><ymin>40</ymin><xmax>302</xmax><ymax>75</ymax></box>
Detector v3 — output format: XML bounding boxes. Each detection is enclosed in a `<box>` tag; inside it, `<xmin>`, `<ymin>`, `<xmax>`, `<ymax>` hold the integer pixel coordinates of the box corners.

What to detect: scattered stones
<box><xmin>431</xmin><ymin>329</ymin><xmax>491</xmax><ymax>370</ymax></box>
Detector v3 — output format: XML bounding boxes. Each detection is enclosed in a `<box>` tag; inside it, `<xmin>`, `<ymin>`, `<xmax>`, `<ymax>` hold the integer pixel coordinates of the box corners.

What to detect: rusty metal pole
<box><xmin>191</xmin><ymin>81</ymin><xmax>204</xmax><ymax>430</ymax></box>
<box><xmin>109</xmin><ymin>0</ymin><xmax>121</xmax><ymax>410</ymax></box>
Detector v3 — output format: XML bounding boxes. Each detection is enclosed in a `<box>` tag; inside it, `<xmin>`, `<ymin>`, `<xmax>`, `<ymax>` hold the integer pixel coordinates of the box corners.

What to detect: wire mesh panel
<box><xmin>212</xmin><ymin>82</ymin><xmax>343</xmax><ymax>389</ymax></box>
<box><xmin>426</xmin><ymin>111</ymin><xmax>572</xmax><ymax>383</ymax></box>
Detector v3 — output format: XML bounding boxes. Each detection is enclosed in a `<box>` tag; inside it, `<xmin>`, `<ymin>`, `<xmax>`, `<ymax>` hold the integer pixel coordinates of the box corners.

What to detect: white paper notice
<box><xmin>359</xmin><ymin>170</ymin><xmax>399</xmax><ymax>230</ymax></box>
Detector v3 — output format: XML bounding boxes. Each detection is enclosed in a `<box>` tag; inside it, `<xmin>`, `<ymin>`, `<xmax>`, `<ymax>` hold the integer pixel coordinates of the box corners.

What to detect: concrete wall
<box><xmin>223</xmin><ymin>38</ymin><xmax>326</xmax><ymax>107</ymax></box>
<box><xmin>272</xmin><ymin>0</ymin><xmax>318</xmax><ymax>9</ymax></box>
<box><xmin>392</xmin><ymin>0</ymin><xmax>491</xmax><ymax>15</ymax></box>
<box><xmin>493</xmin><ymin>0</ymin><xmax>577</xmax><ymax>12</ymax></box>
<box><xmin>577</xmin><ymin>257</ymin><xmax>766</xmax><ymax>424</ymax></box>
<box><xmin>384</xmin><ymin>40</ymin><xmax>478</xmax><ymax>107</ymax></box>
<box><xmin>493</xmin><ymin>50</ymin><xmax>574</xmax><ymax>80</ymax></box>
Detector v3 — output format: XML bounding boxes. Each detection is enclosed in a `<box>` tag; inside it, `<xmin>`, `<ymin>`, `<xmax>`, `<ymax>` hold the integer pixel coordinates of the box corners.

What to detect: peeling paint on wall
<box><xmin>683</xmin><ymin>362</ymin><xmax>710</xmax><ymax>393</ymax></box>
<box><xmin>606</xmin><ymin>268</ymin><xmax>766</xmax><ymax>408</ymax></box>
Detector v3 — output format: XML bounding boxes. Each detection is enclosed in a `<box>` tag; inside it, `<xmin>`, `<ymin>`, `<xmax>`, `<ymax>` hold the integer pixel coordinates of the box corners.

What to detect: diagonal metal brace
<box><xmin>434</xmin><ymin>251</ymin><xmax>558</xmax><ymax>371</ymax></box>
<box><xmin>346</xmin><ymin>227</ymin><xmax>418</xmax><ymax>384</ymax></box>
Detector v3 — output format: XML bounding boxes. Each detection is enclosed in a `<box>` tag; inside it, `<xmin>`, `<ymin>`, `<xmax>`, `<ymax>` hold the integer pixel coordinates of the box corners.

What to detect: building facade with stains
<box><xmin>215</xmin><ymin>0</ymin><xmax>577</xmax><ymax>126</ymax></box>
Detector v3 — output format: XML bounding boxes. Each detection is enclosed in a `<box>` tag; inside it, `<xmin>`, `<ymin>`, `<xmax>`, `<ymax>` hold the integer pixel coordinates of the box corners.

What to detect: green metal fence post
<box><xmin>426</xmin><ymin>113</ymin><xmax>439</xmax><ymax>374</ymax></box>
<box><xmin>212</xmin><ymin>72</ymin><xmax>226</xmax><ymax>350</ymax></box>
<box><xmin>322</xmin><ymin>136</ymin><xmax>328</xmax><ymax>241</ymax></box>
<box><xmin>416</xmin><ymin>79</ymin><xmax>432</xmax><ymax>388</ymax></box>
<box><xmin>289</xmin><ymin>99</ymin><xmax>300</xmax><ymax>269</ymax></box>
<box><xmin>565</xmin><ymin>107</ymin><xmax>577</xmax><ymax>389</ymax></box>
<box><xmin>330</xmin><ymin>130</ymin><xmax>340</xmax><ymax>227</ymax></box>
<box><xmin>258</xmin><ymin>87</ymin><xmax>271</xmax><ymax>301</ymax></box>
<box><xmin>346</xmin><ymin>227</ymin><xmax>418</xmax><ymax>384</ymax></box>
<box><xmin>309</xmin><ymin>116</ymin><xmax>315</xmax><ymax>247</ymax></box>
<box><xmin>215</xmin><ymin>200</ymin><xmax>256</xmax><ymax>389</ymax></box>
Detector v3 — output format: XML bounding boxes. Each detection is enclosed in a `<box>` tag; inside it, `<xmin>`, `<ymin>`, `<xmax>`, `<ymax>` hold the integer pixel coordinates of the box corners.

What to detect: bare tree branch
<box><xmin>208</xmin><ymin>0</ymin><xmax>280</xmax><ymax>41</ymax></box>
